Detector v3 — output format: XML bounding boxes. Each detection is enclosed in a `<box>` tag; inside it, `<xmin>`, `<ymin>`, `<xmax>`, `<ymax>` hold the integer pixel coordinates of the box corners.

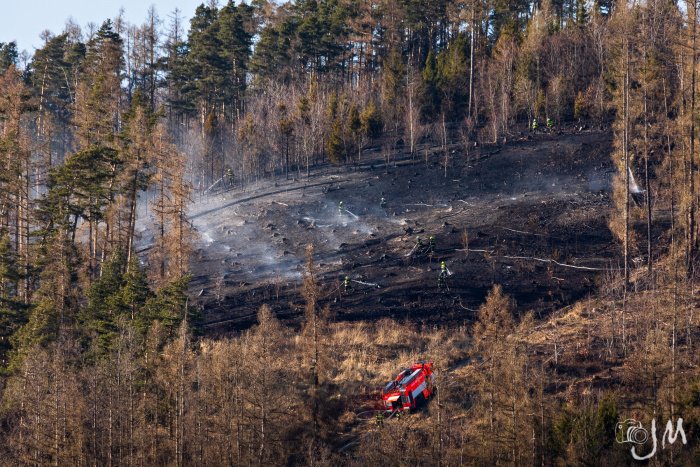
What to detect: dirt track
<box><xmin>184</xmin><ymin>129</ymin><xmax>617</xmax><ymax>333</ymax></box>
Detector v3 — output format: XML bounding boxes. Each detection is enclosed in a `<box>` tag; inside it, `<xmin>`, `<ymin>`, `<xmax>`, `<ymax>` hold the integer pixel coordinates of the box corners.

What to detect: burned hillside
<box><xmin>185</xmin><ymin>129</ymin><xmax>617</xmax><ymax>332</ymax></box>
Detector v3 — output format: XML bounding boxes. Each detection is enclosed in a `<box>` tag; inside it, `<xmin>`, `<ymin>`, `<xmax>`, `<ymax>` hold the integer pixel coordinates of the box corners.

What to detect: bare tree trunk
<box><xmin>622</xmin><ymin>30</ymin><xmax>631</xmax><ymax>351</ymax></box>
<box><xmin>407</xmin><ymin>57</ymin><xmax>415</xmax><ymax>158</ymax></box>
<box><xmin>109</xmin><ymin>382</ymin><xmax>113</xmax><ymax>467</ymax></box>
<box><xmin>54</xmin><ymin>360</ymin><xmax>60</xmax><ymax>467</ymax></box>
<box><xmin>468</xmin><ymin>1</ymin><xmax>475</xmax><ymax>119</ymax></box>
<box><xmin>511</xmin><ymin>362</ymin><xmax>517</xmax><ymax>464</ymax></box>
<box><xmin>665</xmin><ymin>76</ymin><xmax>678</xmax><ymax>419</ymax></box>
<box><xmin>643</xmin><ymin>48</ymin><xmax>652</xmax><ymax>275</ymax></box>
<box><xmin>100</xmin><ymin>168</ymin><xmax>117</xmax><ymax>276</ymax></box>
<box><xmin>624</xmin><ymin>35</ymin><xmax>630</xmax><ymax>290</ymax></box>
<box><xmin>442</xmin><ymin>113</ymin><xmax>448</xmax><ymax>178</ymax></box>
<box><xmin>489</xmin><ymin>357</ymin><xmax>495</xmax><ymax>461</ymax></box>
<box><xmin>437</xmin><ymin>376</ymin><xmax>443</xmax><ymax>467</ymax></box>
<box><xmin>258</xmin><ymin>364</ymin><xmax>266</xmax><ymax>466</ymax></box>
<box><xmin>126</xmin><ymin>171</ymin><xmax>139</xmax><ymax>269</ymax></box>
<box><xmin>285</xmin><ymin>135</ymin><xmax>289</xmax><ymax>180</ymax></box>
<box><xmin>18</xmin><ymin>156</ymin><xmax>29</xmax><ymax>302</ymax></box>
<box><xmin>689</xmin><ymin>0</ymin><xmax>698</xmax><ymax>276</ymax></box>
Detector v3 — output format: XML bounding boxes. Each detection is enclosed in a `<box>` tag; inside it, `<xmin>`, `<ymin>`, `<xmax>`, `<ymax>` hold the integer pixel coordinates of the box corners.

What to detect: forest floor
<box><xmin>163</xmin><ymin>127</ymin><xmax>617</xmax><ymax>333</ymax></box>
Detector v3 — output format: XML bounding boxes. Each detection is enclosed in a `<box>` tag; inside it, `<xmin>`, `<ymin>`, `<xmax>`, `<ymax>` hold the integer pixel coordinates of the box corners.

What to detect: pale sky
<box><xmin>0</xmin><ymin>0</ymin><xmax>208</xmax><ymax>54</ymax></box>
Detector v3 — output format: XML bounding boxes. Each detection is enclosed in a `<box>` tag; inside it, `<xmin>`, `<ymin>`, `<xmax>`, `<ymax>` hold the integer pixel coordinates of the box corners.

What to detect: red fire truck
<box><xmin>381</xmin><ymin>362</ymin><xmax>434</xmax><ymax>412</ymax></box>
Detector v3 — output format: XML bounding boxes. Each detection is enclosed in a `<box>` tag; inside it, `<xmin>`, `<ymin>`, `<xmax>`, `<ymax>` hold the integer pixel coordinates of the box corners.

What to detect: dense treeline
<box><xmin>5</xmin><ymin>0</ymin><xmax>619</xmax><ymax>188</ymax></box>
<box><xmin>3</xmin><ymin>280</ymin><xmax>699</xmax><ymax>465</ymax></box>
<box><xmin>1</xmin><ymin>0</ymin><xmax>700</xmax><ymax>464</ymax></box>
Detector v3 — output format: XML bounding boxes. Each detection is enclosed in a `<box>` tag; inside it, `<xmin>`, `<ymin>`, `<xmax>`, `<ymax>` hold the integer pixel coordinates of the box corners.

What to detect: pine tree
<box><xmin>9</xmin><ymin>231</ymin><xmax>80</xmax><ymax>368</ymax></box>
<box><xmin>144</xmin><ymin>275</ymin><xmax>192</xmax><ymax>334</ymax></box>
<box><xmin>325</xmin><ymin>93</ymin><xmax>345</xmax><ymax>164</ymax></box>
<box><xmin>163</xmin><ymin>9</ymin><xmax>193</xmax><ymax>116</ymax></box>
<box><xmin>575</xmin><ymin>0</ymin><xmax>589</xmax><ymax>25</ymax></box>
<box><xmin>348</xmin><ymin>103</ymin><xmax>361</xmax><ymax>162</ymax></box>
<box><xmin>120</xmin><ymin>255</ymin><xmax>150</xmax><ymax>326</ymax></box>
<box><xmin>69</xmin><ymin>20</ymin><xmax>124</xmax><ymax>276</ymax></box>
<box><xmin>0</xmin><ymin>42</ymin><xmax>18</xmax><ymax>73</ymax></box>
<box><xmin>0</xmin><ymin>230</ymin><xmax>23</xmax><ymax>367</ymax></box>
<box><xmin>419</xmin><ymin>50</ymin><xmax>441</xmax><ymax>120</ymax></box>
<box><xmin>36</xmin><ymin>145</ymin><xmax>119</xmax><ymax>247</ymax></box>
<box><xmin>249</xmin><ymin>25</ymin><xmax>291</xmax><ymax>82</ymax></box>
<box><xmin>326</xmin><ymin>117</ymin><xmax>345</xmax><ymax>165</ymax></box>
<box><xmin>184</xmin><ymin>4</ymin><xmax>228</xmax><ymax>122</ymax></box>
<box><xmin>360</xmin><ymin>101</ymin><xmax>383</xmax><ymax>143</ymax></box>
<box><xmin>0</xmin><ymin>66</ymin><xmax>33</xmax><ymax>303</ymax></box>
<box><xmin>119</xmin><ymin>91</ymin><xmax>158</xmax><ymax>266</ymax></box>
<box><xmin>80</xmin><ymin>249</ymin><xmax>128</xmax><ymax>352</ymax></box>
<box><xmin>28</xmin><ymin>33</ymin><xmax>73</xmax><ymax>128</ymax></box>
<box><xmin>218</xmin><ymin>0</ymin><xmax>253</xmax><ymax>121</ymax></box>
<box><xmin>381</xmin><ymin>46</ymin><xmax>406</xmax><ymax>131</ymax></box>
<box><xmin>278</xmin><ymin>103</ymin><xmax>294</xmax><ymax>178</ymax></box>
<box><xmin>437</xmin><ymin>33</ymin><xmax>469</xmax><ymax>120</ymax></box>
<box><xmin>75</xmin><ymin>20</ymin><xmax>124</xmax><ymax>148</ymax></box>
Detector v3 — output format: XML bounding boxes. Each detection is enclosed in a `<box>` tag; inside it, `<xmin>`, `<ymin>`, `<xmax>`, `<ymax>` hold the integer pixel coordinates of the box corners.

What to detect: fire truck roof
<box><xmin>399</xmin><ymin>368</ymin><xmax>423</xmax><ymax>386</ymax></box>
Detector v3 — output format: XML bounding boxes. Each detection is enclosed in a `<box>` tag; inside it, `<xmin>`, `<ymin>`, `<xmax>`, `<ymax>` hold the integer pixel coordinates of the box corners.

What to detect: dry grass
<box><xmin>319</xmin><ymin>319</ymin><xmax>470</xmax><ymax>389</ymax></box>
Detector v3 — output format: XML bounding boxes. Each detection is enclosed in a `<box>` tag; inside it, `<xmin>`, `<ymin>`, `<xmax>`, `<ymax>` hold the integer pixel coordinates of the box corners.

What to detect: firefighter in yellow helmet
<box><xmin>415</xmin><ymin>236</ymin><xmax>426</xmax><ymax>257</ymax></box>
<box><xmin>343</xmin><ymin>275</ymin><xmax>351</xmax><ymax>293</ymax></box>
<box><xmin>438</xmin><ymin>261</ymin><xmax>448</xmax><ymax>289</ymax></box>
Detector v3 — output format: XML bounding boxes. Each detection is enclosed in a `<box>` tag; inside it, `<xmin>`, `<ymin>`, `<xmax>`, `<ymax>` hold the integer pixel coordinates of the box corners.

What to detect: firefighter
<box><xmin>339</xmin><ymin>200</ymin><xmax>345</xmax><ymax>216</ymax></box>
<box><xmin>438</xmin><ymin>261</ymin><xmax>448</xmax><ymax>289</ymax></box>
<box><xmin>226</xmin><ymin>167</ymin><xmax>233</xmax><ymax>186</ymax></box>
<box><xmin>376</xmin><ymin>412</ymin><xmax>384</xmax><ymax>426</ymax></box>
<box><xmin>380</xmin><ymin>197</ymin><xmax>387</xmax><ymax>208</ymax></box>
<box><xmin>547</xmin><ymin>117</ymin><xmax>554</xmax><ymax>130</ymax></box>
<box><xmin>415</xmin><ymin>236</ymin><xmax>425</xmax><ymax>256</ymax></box>
<box><xmin>429</xmin><ymin>235</ymin><xmax>436</xmax><ymax>253</ymax></box>
<box><xmin>343</xmin><ymin>275</ymin><xmax>351</xmax><ymax>293</ymax></box>
<box><xmin>531</xmin><ymin>118</ymin><xmax>538</xmax><ymax>131</ymax></box>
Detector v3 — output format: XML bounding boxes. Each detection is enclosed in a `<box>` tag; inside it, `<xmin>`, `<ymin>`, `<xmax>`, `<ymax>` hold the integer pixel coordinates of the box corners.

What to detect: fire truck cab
<box><xmin>381</xmin><ymin>362</ymin><xmax>434</xmax><ymax>412</ymax></box>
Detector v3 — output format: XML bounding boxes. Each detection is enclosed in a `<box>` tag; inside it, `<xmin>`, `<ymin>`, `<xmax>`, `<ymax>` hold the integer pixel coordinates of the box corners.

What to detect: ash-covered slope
<box><xmin>187</xmin><ymin>130</ymin><xmax>616</xmax><ymax>332</ymax></box>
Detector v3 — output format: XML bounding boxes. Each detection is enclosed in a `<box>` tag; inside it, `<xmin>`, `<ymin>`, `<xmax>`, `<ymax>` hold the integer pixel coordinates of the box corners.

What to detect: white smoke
<box><xmin>628</xmin><ymin>167</ymin><xmax>644</xmax><ymax>195</ymax></box>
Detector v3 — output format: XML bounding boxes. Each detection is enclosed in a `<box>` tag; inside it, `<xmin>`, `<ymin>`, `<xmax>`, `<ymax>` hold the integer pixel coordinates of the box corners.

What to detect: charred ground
<box><xmin>181</xmin><ymin>128</ymin><xmax>617</xmax><ymax>333</ymax></box>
